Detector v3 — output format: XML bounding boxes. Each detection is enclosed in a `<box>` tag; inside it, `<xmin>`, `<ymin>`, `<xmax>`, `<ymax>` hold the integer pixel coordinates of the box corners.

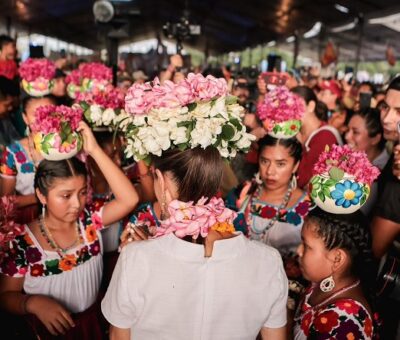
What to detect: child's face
<box><xmin>0</xmin><ymin>95</ymin><xmax>13</xmax><ymax>117</ymax></box>
<box><xmin>297</xmin><ymin>219</ymin><xmax>333</xmax><ymax>283</ymax></box>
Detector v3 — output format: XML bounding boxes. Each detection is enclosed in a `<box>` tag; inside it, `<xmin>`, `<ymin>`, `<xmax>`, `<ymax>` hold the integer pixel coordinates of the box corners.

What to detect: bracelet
<box><xmin>21</xmin><ymin>294</ymin><xmax>33</xmax><ymax>314</ymax></box>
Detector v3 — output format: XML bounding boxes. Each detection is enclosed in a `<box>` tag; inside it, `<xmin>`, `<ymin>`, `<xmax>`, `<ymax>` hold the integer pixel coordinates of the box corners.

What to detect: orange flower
<box><xmin>23</xmin><ymin>233</ymin><xmax>34</xmax><ymax>246</ymax></box>
<box><xmin>85</xmin><ymin>225</ymin><xmax>97</xmax><ymax>243</ymax></box>
<box><xmin>59</xmin><ymin>254</ymin><xmax>77</xmax><ymax>271</ymax></box>
<box><xmin>364</xmin><ymin>317</ymin><xmax>373</xmax><ymax>337</ymax></box>
<box><xmin>210</xmin><ymin>222</ymin><xmax>235</xmax><ymax>233</ymax></box>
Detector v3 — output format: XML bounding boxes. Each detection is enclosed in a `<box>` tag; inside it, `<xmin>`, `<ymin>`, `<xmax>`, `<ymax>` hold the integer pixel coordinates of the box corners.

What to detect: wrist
<box><xmin>23</xmin><ymin>294</ymin><xmax>35</xmax><ymax>314</ymax></box>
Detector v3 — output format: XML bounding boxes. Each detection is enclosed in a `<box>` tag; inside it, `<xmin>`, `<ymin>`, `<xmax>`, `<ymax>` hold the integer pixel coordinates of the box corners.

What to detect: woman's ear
<box><xmin>329</xmin><ymin>248</ymin><xmax>349</xmax><ymax>273</ymax></box>
<box><xmin>307</xmin><ymin>100</ymin><xmax>316</xmax><ymax>114</ymax></box>
<box><xmin>154</xmin><ymin>169</ymin><xmax>166</xmax><ymax>192</ymax></box>
<box><xmin>35</xmin><ymin>188</ymin><xmax>47</xmax><ymax>206</ymax></box>
<box><xmin>22</xmin><ymin>112</ymin><xmax>29</xmax><ymax>126</ymax></box>
<box><xmin>370</xmin><ymin>133</ymin><xmax>382</xmax><ymax>147</ymax></box>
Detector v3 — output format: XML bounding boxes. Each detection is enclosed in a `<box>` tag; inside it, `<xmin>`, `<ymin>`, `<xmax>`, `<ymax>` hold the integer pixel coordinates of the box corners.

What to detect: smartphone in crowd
<box><xmin>359</xmin><ymin>92</ymin><xmax>372</xmax><ymax>112</ymax></box>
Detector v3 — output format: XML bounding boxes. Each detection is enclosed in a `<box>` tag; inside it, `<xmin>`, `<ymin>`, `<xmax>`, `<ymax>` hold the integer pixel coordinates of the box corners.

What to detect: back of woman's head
<box><xmin>354</xmin><ymin>108</ymin><xmax>385</xmax><ymax>150</ymax></box>
<box><xmin>35</xmin><ymin>157</ymin><xmax>87</xmax><ymax>196</ymax></box>
<box><xmin>291</xmin><ymin>85</ymin><xmax>317</xmax><ymax>104</ymax></box>
<box><xmin>258</xmin><ymin>135</ymin><xmax>302</xmax><ymax>163</ymax></box>
<box><xmin>307</xmin><ymin>207</ymin><xmax>377</xmax><ymax>299</ymax></box>
<box><xmin>22</xmin><ymin>95</ymin><xmax>56</xmax><ymax>113</ymax></box>
<box><xmin>152</xmin><ymin>147</ymin><xmax>223</xmax><ymax>203</ymax></box>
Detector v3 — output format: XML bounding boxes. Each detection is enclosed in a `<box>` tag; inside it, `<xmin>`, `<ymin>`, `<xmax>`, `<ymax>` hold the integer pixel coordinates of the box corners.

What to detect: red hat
<box><xmin>319</xmin><ymin>80</ymin><xmax>342</xmax><ymax>99</ymax></box>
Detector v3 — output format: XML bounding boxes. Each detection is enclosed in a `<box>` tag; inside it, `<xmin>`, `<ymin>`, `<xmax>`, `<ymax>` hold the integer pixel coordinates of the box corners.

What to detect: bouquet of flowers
<box><xmin>31</xmin><ymin>105</ymin><xmax>83</xmax><ymax>161</ymax></box>
<box><xmin>121</xmin><ymin>73</ymin><xmax>256</xmax><ymax>163</ymax></box>
<box><xmin>257</xmin><ymin>86</ymin><xmax>305</xmax><ymax>138</ymax></box>
<box><xmin>66</xmin><ymin>62</ymin><xmax>113</xmax><ymax>99</ymax></box>
<box><xmin>0</xmin><ymin>195</ymin><xmax>23</xmax><ymax>263</ymax></box>
<box><xmin>77</xmin><ymin>86</ymin><xmax>126</xmax><ymax>129</ymax></box>
<box><xmin>19</xmin><ymin>58</ymin><xmax>56</xmax><ymax>96</ymax></box>
<box><xmin>310</xmin><ymin>145</ymin><xmax>380</xmax><ymax>213</ymax></box>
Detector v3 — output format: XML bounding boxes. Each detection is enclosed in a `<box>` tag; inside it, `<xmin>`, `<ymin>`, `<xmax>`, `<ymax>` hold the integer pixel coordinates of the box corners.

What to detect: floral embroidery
<box><xmin>129</xmin><ymin>202</ymin><xmax>159</xmax><ymax>228</ymax></box>
<box><xmin>15</xmin><ymin>151</ymin><xmax>26</xmax><ymax>163</ymax></box>
<box><xmin>0</xmin><ymin>207</ymin><xmax>104</xmax><ymax>278</ymax></box>
<box><xmin>313</xmin><ymin>310</ymin><xmax>339</xmax><ymax>333</ymax></box>
<box><xmin>21</xmin><ymin>163</ymin><xmax>34</xmax><ymax>173</ymax></box>
<box><xmin>259</xmin><ymin>205</ymin><xmax>277</xmax><ymax>219</ymax></box>
<box><xmin>336</xmin><ymin>300</ymin><xmax>360</xmax><ymax>314</ymax></box>
<box><xmin>0</xmin><ymin>142</ymin><xmax>34</xmax><ymax>177</ymax></box>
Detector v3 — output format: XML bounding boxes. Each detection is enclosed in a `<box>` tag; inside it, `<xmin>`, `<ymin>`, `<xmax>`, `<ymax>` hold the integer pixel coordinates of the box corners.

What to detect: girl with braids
<box><xmin>293</xmin><ymin>211</ymin><xmax>378</xmax><ymax>337</ymax></box>
<box><xmin>0</xmin><ymin>95</ymin><xmax>56</xmax><ymax>224</ymax></box>
<box><xmin>0</xmin><ymin>121</ymin><xmax>138</xmax><ymax>339</ymax></box>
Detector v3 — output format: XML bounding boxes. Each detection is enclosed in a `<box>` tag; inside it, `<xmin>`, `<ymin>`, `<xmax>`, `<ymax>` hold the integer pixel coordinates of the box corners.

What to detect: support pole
<box><xmin>354</xmin><ymin>14</ymin><xmax>364</xmax><ymax>77</ymax></box>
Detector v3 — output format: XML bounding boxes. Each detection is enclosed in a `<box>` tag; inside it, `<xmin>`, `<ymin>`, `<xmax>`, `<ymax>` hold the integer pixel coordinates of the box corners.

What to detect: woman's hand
<box><xmin>119</xmin><ymin>223</ymin><xmax>156</xmax><ymax>250</ymax></box>
<box><xmin>76</xmin><ymin>121</ymin><xmax>100</xmax><ymax>155</ymax></box>
<box><xmin>26</xmin><ymin>295</ymin><xmax>75</xmax><ymax>336</ymax></box>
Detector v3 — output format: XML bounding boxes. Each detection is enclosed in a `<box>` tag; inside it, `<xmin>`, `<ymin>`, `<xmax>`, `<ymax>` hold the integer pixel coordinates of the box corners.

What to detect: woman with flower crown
<box><xmin>293</xmin><ymin>145</ymin><xmax>380</xmax><ymax>339</ymax></box>
<box><xmin>101</xmin><ymin>73</ymin><xmax>288</xmax><ymax>339</ymax></box>
<box><xmin>0</xmin><ymin>121</ymin><xmax>139</xmax><ymax>339</ymax></box>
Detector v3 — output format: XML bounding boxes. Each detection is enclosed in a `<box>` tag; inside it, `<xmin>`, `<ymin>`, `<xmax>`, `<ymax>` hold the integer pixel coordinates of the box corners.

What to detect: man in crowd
<box><xmin>0</xmin><ymin>35</ymin><xmax>18</xmax><ymax>80</ymax></box>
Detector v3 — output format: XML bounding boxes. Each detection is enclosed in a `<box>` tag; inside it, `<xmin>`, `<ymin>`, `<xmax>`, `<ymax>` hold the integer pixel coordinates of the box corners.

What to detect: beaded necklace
<box><xmin>39</xmin><ymin>217</ymin><xmax>83</xmax><ymax>257</ymax></box>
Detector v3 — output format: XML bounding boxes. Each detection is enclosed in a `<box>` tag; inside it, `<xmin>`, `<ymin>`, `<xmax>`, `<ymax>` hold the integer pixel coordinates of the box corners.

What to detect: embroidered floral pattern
<box><xmin>0</xmin><ymin>142</ymin><xmax>35</xmax><ymax>177</ymax></box>
<box><xmin>295</xmin><ymin>289</ymin><xmax>376</xmax><ymax>339</ymax></box>
<box><xmin>0</xmin><ymin>207</ymin><xmax>104</xmax><ymax>278</ymax></box>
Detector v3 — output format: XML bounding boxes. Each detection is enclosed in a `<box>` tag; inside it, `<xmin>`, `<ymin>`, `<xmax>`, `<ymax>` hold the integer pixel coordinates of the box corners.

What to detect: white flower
<box><xmin>90</xmin><ymin>105</ymin><xmax>103</xmax><ymax>124</ymax></box>
<box><xmin>236</xmin><ymin>133</ymin><xmax>255</xmax><ymax>150</ymax></box>
<box><xmin>102</xmin><ymin>108</ymin><xmax>116</xmax><ymax>126</ymax></box>
<box><xmin>190</xmin><ymin>101</ymin><xmax>212</xmax><ymax>119</ymax></box>
<box><xmin>170</xmin><ymin>126</ymin><xmax>188</xmax><ymax>145</ymax></box>
<box><xmin>149</xmin><ymin>107</ymin><xmax>182</xmax><ymax>121</ymax></box>
<box><xmin>132</xmin><ymin>114</ymin><xmax>147</xmax><ymax>126</ymax></box>
<box><xmin>227</xmin><ymin>103</ymin><xmax>244</xmax><ymax>119</ymax></box>
<box><xmin>217</xmin><ymin>146</ymin><xmax>230</xmax><ymax>158</ymax></box>
<box><xmin>210</xmin><ymin>96</ymin><xmax>228</xmax><ymax>118</ymax></box>
<box><xmin>190</xmin><ymin>120</ymin><xmax>215</xmax><ymax>148</ymax></box>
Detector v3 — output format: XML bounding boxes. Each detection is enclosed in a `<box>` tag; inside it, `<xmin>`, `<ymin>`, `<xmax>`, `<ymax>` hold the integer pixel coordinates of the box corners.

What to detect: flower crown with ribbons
<box><xmin>309</xmin><ymin>145</ymin><xmax>380</xmax><ymax>214</ymax></box>
<box><xmin>120</xmin><ymin>73</ymin><xmax>256</xmax><ymax>163</ymax></box>
<box><xmin>257</xmin><ymin>85</ymin><xmax>305</xmax><ymax>139</ymax></box>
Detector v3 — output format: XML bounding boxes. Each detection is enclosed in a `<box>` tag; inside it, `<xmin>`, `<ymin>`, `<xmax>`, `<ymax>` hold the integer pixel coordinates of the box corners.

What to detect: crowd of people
<box><xmin>0</xmin><ymin>32</ymin><xmax>400</xmax><ymax>340</ymax></box>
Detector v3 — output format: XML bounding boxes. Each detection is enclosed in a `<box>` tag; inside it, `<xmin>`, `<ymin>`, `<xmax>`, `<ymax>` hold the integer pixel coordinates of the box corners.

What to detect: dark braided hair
<box><xmin>307</xmin><ymin>207</ymin><xmax>377</xmax><ymax>304</ymax></box>
<box><xmin>34</xmin><ymin>158</ymin><xmax>87</xmax><ymax>196</ymax></box>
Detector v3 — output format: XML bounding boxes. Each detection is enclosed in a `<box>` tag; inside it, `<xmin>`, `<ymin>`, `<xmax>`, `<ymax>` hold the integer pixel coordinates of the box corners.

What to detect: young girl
<box><xmin>0</xmin><ymin>95</ymin><xmax>56</xmax><ymax>223</ymax></box>
<box><xmin>294</xmin><ymin>208</ymin><xmax>377</xmax><ymax>339</ymax></box>
<box><xmin>0</xmin><ymin>121</ymin><xmax>138</xmax><ymax>339</ymax></box>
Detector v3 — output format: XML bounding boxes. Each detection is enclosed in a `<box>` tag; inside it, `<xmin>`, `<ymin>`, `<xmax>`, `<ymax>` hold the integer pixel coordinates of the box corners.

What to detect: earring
<box><xmin>254</xmin><ymin>172</ymin><xmax>262</xmax><ymax>185</ymax></box>
<box><xmin>25</xmin><ymin>126</ymin><xmax>30</xmax><ymax>137</ymax></box>
<box><xmin>160</xmin><ymin>192</ymin><xmax>167</xmax><ymax>220</ymax></box>
<box><xmin>41</xmin><ymin>204</ymin><xmax>46</xmax><ymax>220</ymax></box>
<box><xmin>320</xmin><ymin>275</ymin><xmax>335</xmax><ymax>292</ymax></box>
<box><xmin>290</xmin><ymin>173</ymin><xmax>297</xmax><ymax>189</ymax></box>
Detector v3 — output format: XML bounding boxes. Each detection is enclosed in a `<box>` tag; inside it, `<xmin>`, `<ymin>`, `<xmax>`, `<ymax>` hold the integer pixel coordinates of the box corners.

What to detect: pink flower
<box><xmin>65</xmin><ymin>62</ymin><xmax>112</xmax><ymax>85</ymax></box>
<box><xmin>31</xmin><ymin>105</ymin><xmax>83</xmax><ymax>134</ymax></box>
<box><xmin>257</xmin><ymin>86</ymin><xmax>305</xmax><ymax>123</ymax></box>
<box><xmin>313</xmin><ymin>145</ymin><xmax>380</xmax><ymax>185</ymax></box>
<box><xmin>19</xmin><ymin>58</ymin><xmax>56</xmax><ymax>82</ymax></box>
<box><xmin>154</xmin><ymin>197</ymin><xmax>237</xmax><ymax>239</ymax></box>
<box><xmin>77</xmin><ymin>86</ymin><xmax>124</xmax><ymax>109</ymax></box>
<box><xmin>173</xmin><ymin>80</ymin><xmax>195</xmax><ymax>105</ymax></box>
<box><xmin>125</xmin><ymin>82</ymin><xmax>154</xmax><ymax>115</ymax></box>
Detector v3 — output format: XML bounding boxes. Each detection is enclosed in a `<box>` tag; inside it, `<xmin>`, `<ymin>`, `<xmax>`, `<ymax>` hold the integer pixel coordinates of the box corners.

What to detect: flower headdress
<box><xmin>154</xmin><ymin>197</ymin><xmax>237</xmax><ymax>239</ymax></box>
<box><xmin>310</xmin><ymin>145</ymin><xmax>380</xmax><ymax>214</ymax></box>
<box><xmin>257</xmin><ymin>86</ymin><xmax>305</xmax><ymax>139</ymax></box>
<box><xmin>0</xmin><ymin>195</ymin><xmax>23</xmax><ymax>263</ymax></box>
<box><xmin>76</xmin><ymin>86</ymin><xmax>126</xmax><ymax>129</ymax></box>
<box><xmin>121</xmin><ymin>73</ymin><xmax>256</xmax><ymax>163</ymax></box>
<box><xmin>66</xmin><ymin>62</ymin><xmax>112</xmax><ymax>98</ymax></box>
<box><xmin>31</xmin><ymin>105</ymin><xmax>83</xmax><ymax>160</ymax></box>
<box><xmin>19</xmin><ymin>58</ymin><xmax>56</xmax><ymax>96</ymax></box>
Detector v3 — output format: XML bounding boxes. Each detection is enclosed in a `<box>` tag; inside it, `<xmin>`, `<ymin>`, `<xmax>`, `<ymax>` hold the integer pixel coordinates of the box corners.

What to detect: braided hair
<box><xmin>34</xmin><ymin>158</ymin><xmax>87</xmax><ymax>196</ymax></box>
<box><xmin>307</xmin><ymin>207</ymin><xmax>377</xmax><ymax>303</ymax></box>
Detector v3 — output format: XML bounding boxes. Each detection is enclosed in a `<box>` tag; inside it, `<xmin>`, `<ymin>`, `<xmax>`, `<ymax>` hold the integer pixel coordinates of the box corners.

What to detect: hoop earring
<box><xmin>320</xmin><ymin>275</ymin><xmax>335</xmax><ymax>292</ymax></box>
<box><xmin>290</xmin><ymin>173</ymin><xmax>297</xmax><ymax>189</ymax></box>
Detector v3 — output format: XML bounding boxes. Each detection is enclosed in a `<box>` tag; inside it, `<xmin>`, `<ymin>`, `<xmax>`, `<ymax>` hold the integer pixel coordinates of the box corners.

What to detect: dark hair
<box><xmin>358</xmin><ymin>81</ymin><xmax>376</xmax><ymax>96</ymax></box>
<box><xmin>0</xmin><ymin>76</ymin><xmax>19</xmax><ymax>99</ymax></box>
<box><xmin>387</xmin><ymin>76</ymin><xmax>400</xmax><ymax>93</ymax></box>
<box><xmin>22</xmin><ymin>95</ymin><xmax>57</xmax><ymax>114</ymax></box>
<box><xmin>152</xmin><ymin>147</ymin><xmax>223</xmax><ymax>203</ymax></box>
<box><xmin>307</xmin><ymin>207</ymin><xmax>377</xmax><ymax>303</ymax></box>
<box><xmin>93</xmin><ymin>131</ymin><xmax>117</xmax><ymax>148</ymax></box>
<box><xmin>258</xmin><ymin>135</ymin><xmax>302</xmax><ymax>163</ymax></box>
<box><xmin>353</xmin><ymin>108</ymin><xmax>385</xmax><ymax>150</ymax></box>
<box><xmin>291</xmin><ymin>85</ymin><xmax>317</xmax><ymax>104</ymax></box>
<box><xmin>0</xmin><ymin>35</ymin><xmax>14</xmax><ymax>50</ymax></box>
<box><xmin>34</xmin><ymin>158</ymin><xmax>87</xmax><ymax>196</ymax></box>
<box><xmin>315</xmin><ymin>100</ymin><xmax>329</xmax><ymax>122</ymax></box>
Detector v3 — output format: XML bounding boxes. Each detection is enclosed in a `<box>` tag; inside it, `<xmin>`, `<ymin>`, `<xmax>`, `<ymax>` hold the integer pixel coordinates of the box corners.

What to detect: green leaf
<box><xmin>310</xmin><ymin>176</ymin><xmax>319</xmax><ymax>185</ymax></box>
<box><xmin>363</xmin><ymin>185</ymin><xmax>370</xmax><ymax>196</ymax></box>
<box><xmin>322</xmin><ymin>186</ymin><xmax>331</xmax><ymax>198</ymax></box>
<box><xmin>273</xmin><ymin>124</ymin><xmax>282</xmax><ymax>133</ymax></box>
<box><xmin>187</xmin><ymin>103</ymin><xmax>197</xmax><ymax>111</ymax></box>
<box><xmin>41</xmin><ymin>142</ymin><xmax>51</xmax><ymax>155</ymax></box>
<box><xmin>360</xmin><ymin>194</ymin><xmax>367</xmax><ymax>206</ymax></box>
<box><xmin>229</xmin><ymin>118</ymin><xmax>242</xmax><ymax>130</ymax></box>
<box><xmin>328</xmin><ymin>167</ymin><xmax>344</xmax><ymax>181</ymax></box>
<box><xmin>324</xmin><ymin>179</ymin><xmax>336</xmax><ymax>187</ymax></box>
<box><xmin>312</xmin><ymin>182</ymin><xmax>321</xmax><ymax>190</ymax></box>
<box><xmin>226</xmin><ymin>95</ymin><xmax>237</xmax><ymax>105</ymax></box>
<box><xmin>177</xmin><ymin>143</ymin><xmax>187</xmax><ymax>151</ymax></box>
<box><xmin>210</xmin><ymin>99</ymin><xmax>216</xmax><ymax>107</ymax></box>
<box><xmin>80</xmin><ymin>101</ymin><xmax>89</xmax><ymax>110</ymax></box>
<box><xmin>310</xmin><ymin>189</ymin><xmax>317</xmax><ymax>198</ymax></box>
<box><xmin>221</xmin><ymin>124</ymin><xmax>235</xmax><ymax>141</ymax></box>
<box><xmin>318</xmin><ymin>190</ymin><xmax>326</xmax><ymax>202</ymax></box>
<box><xmin>84</xmin><ymin>108</ymin><xmax>92</xmax><ymax>122</ymax></box>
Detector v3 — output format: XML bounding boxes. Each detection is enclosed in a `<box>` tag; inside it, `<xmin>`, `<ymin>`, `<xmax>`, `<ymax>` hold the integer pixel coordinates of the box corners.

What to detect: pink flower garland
<box><xmin>313</xmin><ymin>144</ymin><xmax>380</xmax><ymax>185</ymax></box>
<box><xmin>66</xmin><ymin>62</ymin><xmax>112</xmax><ymax>85</ymax></box>
<box><xmin>76</xmin><ymin>86</ymin><xmax>125</xmax><ymax>109</ymax></box>
<box><xmin>31</xmin><ymin>105</ymin><xmax>83</xmax><ymax>134</ymax></box>
<box><xmin>19</xmin><ymin>58</ymin><xmax>56</xmax><ymax>82</ymax></box>
<box><xmin>0</xmin><ymin>195</ymin><xmax>23</xmax><ymax>262</ymax></box>
<box><xmin>257</xmin><ymin>86</ymin><xmax>305</xmax><ymax>123</ymax></box>
<box><xmin>125</xmin><ymin>73</ymin><xmax>228</xmax><ymax>116</ymax></box>
<box><xmin>154</xmin><ymin>197</ymin><xmax>237</xmax><ymax>240</ymax></box>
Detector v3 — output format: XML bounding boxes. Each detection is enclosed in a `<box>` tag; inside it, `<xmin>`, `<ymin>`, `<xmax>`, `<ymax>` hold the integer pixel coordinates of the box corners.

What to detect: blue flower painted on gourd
<box><xmin>331</xmin><ymin>180</ymin><xmax>363</xmax><ymax>208</ymax></box>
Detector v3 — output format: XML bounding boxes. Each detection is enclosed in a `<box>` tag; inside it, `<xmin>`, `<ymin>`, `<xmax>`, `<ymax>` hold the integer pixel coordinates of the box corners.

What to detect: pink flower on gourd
<box><xmin>257</xmin><ymin>86</ymin><xmax>305</xmax><ymax>123</ymax></box>
<box><xmin>19</xmin><ymin>58</ymin><xmax>56</xmax><ymax>82</ymax></box>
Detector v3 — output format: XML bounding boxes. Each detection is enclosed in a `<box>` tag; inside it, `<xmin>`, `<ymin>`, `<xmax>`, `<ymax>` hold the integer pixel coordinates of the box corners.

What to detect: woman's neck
<box><xmin>366</xmin><ymin>146</ymin><xmax>381</xmax><ymax>164</ymax></box>
<box><xmin>259</xmin><ymin>183</ymin><xmax>290</xmax><ymax>204</ymax></box>
<box><xmin>44</xmin><ymin>214</ymin><xmax>76</xmax><ymax>231</ymax></box>
<box><xmin>301</xmin><ymin>115</ymin><xmax>322</xmax><ymax>144</ymax></box>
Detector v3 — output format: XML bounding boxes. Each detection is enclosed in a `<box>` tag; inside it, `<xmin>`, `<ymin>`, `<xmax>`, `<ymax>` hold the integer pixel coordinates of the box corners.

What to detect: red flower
<box><xmin>260</xmin><ymin>205</ymin><xmax>277</xmax><ymax>219</ymax></box>
<box><xmin>300</xmin><ymin>311</ymin><xmax>312</xmax><ymax>336</ymax></box>
<box><xmin>313</xmin><ymin>310</ymin><xmax>339</xmax><ymax>333</ymax></box>
<box><xmin>364</xmin><ymin>316</ymin><xmax>373</xmax><ymax>337</ymax></box>
<box><xmin>295</xmin><ymin>201</ymin><xmax>311</xmax><ymax>216</ymax></box>
<box><xmin>30</xmin><ymin>263</ymin><xmax>44</xmax><ymax>277</ymax></box>
<box><xmin>138</xmin><ymin>209</ymin><xmax>156</xmax><ymax>226</ymax></box>
<box><xmin>336</xmin><ymin>299</ymin><xmax>360</xmax><ymax>314</ymax></box>
<box><xmin>290</xmin><ymin>124</ymin><xmax>297</xmax><ymax>131</ymax></box>
<box><xmin>15</xmin><ymin>151</ymin><xmax>26</xmax><ymax>163</ymax></box>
